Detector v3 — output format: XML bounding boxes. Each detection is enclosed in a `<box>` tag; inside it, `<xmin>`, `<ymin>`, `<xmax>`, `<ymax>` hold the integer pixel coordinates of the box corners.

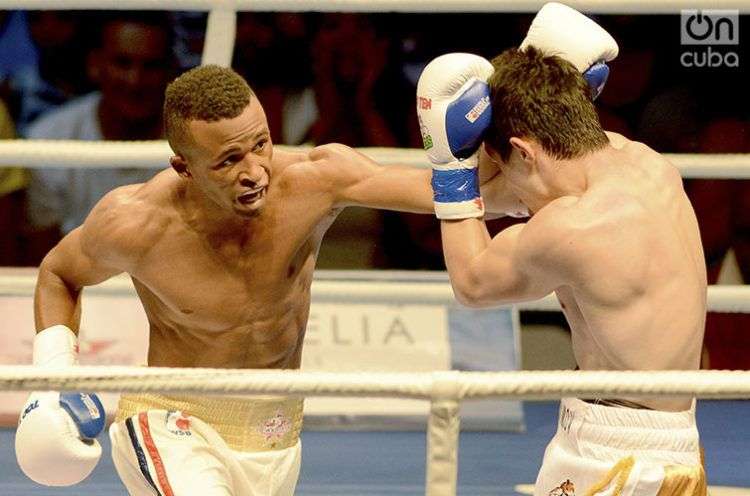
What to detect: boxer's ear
<box><xmin>170</xmin><ymin>155</ymin><xmax>191</xmax><ymax>178</ymax></box>
<box><xmin>509</xmin><ymin>137</ymin><xmax>535</xmax><ymax>164</ymax></box>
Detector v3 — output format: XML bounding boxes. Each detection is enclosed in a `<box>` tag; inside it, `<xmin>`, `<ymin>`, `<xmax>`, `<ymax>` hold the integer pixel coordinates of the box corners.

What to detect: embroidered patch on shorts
<box><xmin>548</xmin><ymin>479</ymin><xmax>576</xmax><ymax>496</ymax></box>
<box><xmin>165</xmin><ymin>410</ymin><xmax>192</xmax><ymax>437</ymax></box>
<box><xmin>258</xmin><ymin>410</ymin><xmax>292</xmax><ymax>442</ymax></box>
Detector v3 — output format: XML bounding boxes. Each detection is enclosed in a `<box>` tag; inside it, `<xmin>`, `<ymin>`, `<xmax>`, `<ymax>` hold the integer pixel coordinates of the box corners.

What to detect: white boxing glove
<box><xmin>15</xmin><ymin>325</ymin><xmax>105</xmax><ymax>486</ymax></box>
<box><xmin>521</xmin><ymin>2</ymin><xmax>619</xmax><ymax>99</ymax></box>
<box><xmin>417</xmin><ymin>53</ymin><xmax>494</xmax><ymax>219</ymax></box>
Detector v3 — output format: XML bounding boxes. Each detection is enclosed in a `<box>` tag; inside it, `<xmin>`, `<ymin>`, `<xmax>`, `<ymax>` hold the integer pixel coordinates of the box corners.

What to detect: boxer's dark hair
<box><xmin>485</xmin><ymin>46</ymin><xmax>607</xmax><ymax>162</ymax></box>
<box><xmin>164</xmin><ymin>65</ymin><xmax>255</xmax><ymax>156</ymax></box>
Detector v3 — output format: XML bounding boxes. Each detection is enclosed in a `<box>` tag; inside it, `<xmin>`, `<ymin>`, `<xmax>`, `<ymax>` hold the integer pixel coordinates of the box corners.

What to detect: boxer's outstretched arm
<box><xmin>442</xmin><ymin>212</ymin><xmax>562</xmax><ymax>307</ymax></box>
<box><xmin>35</xmin><ymin>188</ymin><xmax>137</xmax><ymax>332</ymax></box>
<box><xmin>312</xmin><ymin>143</ymin><xmax>435</xmax><ymax>213</ymax></box>
<box><xmin>311</xmin><ymin>143</ymin><xmax>513</xmax><ymax>214</ymax></box>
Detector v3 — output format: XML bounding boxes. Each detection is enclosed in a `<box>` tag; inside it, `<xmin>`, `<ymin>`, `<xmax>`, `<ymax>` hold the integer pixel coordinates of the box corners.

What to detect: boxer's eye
<box><xmin>253</xmin><ymin>139</ymin><xmax>267</xmax><ymax>152</ymax></box>
<box><xmin>216</xmin><ymin>155</ymin><xmax>241</xmax><ymax>169</ymax></box>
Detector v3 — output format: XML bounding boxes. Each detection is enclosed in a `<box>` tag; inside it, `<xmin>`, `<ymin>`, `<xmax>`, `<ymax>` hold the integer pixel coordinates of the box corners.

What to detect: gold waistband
<box><xmin>116</xmin><ymin>393</ymin><xmax>304</xmax><ymax>452</ymax></box>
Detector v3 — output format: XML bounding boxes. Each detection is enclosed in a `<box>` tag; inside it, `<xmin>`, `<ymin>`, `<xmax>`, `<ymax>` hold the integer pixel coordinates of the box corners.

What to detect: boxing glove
<box><xmin>521</xmin><ymin>2</ymin><xmax>619</xmax><ymax>99</ymax></box>
<box><xmin>15</xmin><ymin>325</ymin><xmax>105</xmax><ymax>486</ymax></box>
<box><xmin>417</xmin><ymin>53</ymin><xmax>493</xmax><ymax>219</ymax></box>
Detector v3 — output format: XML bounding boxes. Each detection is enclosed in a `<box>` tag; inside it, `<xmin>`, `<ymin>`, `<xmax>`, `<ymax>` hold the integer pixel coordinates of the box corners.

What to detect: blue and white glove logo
<box><xmin>445</xmin><ymin>80</ymin><xmax>493</xmax><ymax>160</ymax></box>
<box><xmin>59</xmin><ymin>392</ymin><xmax>105</xmax><ymax>440</ymax></box>
<box><xmin>583</xmin><ymin>62</ymin><xmax>609</xmax><ymax>101</ymax></box>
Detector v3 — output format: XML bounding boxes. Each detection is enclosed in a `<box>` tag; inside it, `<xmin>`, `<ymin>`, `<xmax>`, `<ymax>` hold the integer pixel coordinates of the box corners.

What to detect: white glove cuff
<box><xmin>33</xmin><ymin>325</ymin><xmax>78</xmax><ymax>368</ymax></box>
<box><xmin>431</xmin><ymin>156</ymin><xmax>479</xmax><ymax>172</ymax></box>
<box><xmin>435</xmin><ymin>199</ymin><xmax>485</xmax><ymax>220</ymax></box>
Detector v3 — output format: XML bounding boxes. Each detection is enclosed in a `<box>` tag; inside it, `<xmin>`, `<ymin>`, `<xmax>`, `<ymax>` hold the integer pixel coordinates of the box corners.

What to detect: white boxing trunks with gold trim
<box><xmin>535</xmin><ymin>398</ymin><xmax>705</xmax><ymax>496</ymax></box>
<box><xmin>108</xmin><ymin>393</ymin><xmax>304</xmax><ymax>496</ymax></box>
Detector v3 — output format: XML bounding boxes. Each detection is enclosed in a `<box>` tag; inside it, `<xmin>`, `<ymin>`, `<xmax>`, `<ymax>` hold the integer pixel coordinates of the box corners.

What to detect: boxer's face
<box><xmin>486</xmin><ymin>138</ymin><xmax>547</xmax><ymax>210</ymax></box>
<box><xmin>91</xmin><ymin>21</ymin><xmax>172</xmax><ymax>124</ymax></box>
<box><xmin>176</xmin><ymin>99</ymin><xmax>273</xmax><ymax>217</ymax></box>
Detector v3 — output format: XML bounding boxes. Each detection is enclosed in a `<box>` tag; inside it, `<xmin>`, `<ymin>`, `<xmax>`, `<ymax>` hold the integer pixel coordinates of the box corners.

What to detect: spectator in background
<box><xmin>170</xmin><ymin>11</ymin><xmax>206</xmax><ymax>71</ymax></box>
<box><xmin>8</xmin><ymin>11</ymin><xmax>92</xmax><ymax>132</ymax></box>
<box><xmin>24</xmin><ymin>12</ymin><xmax>174</xmax><ymax>264</ymax></box>
<box><xmin>233</xmin><ymin>13</ymin><xmax>316</xmax><ymax>145</ymax></box>
<box><xmin>309</xmin><ymin>14</ymin><xmax>398</xmax><ymax>147</ymax></box>
<box><xmin>0</xmin><ymin>98</ymin><xmax>26</xmax><ymax>265</ymax></box>
<box><xmin>303</xmin><ymin>14</ymin><xmax>404</xmax><ymax>268</ymax></box>
<box><xmin>0</xmin><ymin>11</ymin><xmax>37</xmax><ymax>85</ymax></box>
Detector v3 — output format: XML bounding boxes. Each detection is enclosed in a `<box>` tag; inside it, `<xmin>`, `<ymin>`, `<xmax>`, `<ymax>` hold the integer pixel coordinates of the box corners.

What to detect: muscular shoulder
<box><xmin>309</xmin><ymin>143</ymin><xmax>375</xmax><ymax>177</ymax></box>
<box><xmin>80</xmin><ymin>170</ymin><xmax>176</xmax><ymax>266</ymax></box>
<box><xmin>516</xmin><ymin>197</ymin><xmax>582</xmax><ymax>273</ymax></box>
<box><xmin>280</xmin><ymin>143</ymin><xmax>376</xmax><ymax>190</ymax></box>
<box><xmin>606</xmin><ymin>131</ymin><xmax>681</xmax><ymax>184</ymax></box>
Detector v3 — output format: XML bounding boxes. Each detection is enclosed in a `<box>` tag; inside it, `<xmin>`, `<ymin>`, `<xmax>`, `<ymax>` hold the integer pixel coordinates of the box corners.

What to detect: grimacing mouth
<box><xmin>237</xmin><ymin>186</ymin><xmax>266</xmax><ymax>204</ymax></box>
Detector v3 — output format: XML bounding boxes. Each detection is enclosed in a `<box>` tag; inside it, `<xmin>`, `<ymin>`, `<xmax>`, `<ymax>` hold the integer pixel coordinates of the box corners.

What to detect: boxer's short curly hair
<box><xmin>164</xmin><ymin>65</ymin><xmax>255</xmax><ymax>156</ymax></box>
<box><xmin>485</xmin><ymin>46</ymin><xmax>607</xmax><ymax>162</ymax></box>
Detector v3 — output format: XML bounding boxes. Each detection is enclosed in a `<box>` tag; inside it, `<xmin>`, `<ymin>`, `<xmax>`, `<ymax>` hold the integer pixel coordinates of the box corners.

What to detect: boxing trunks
<box><xmin>109</xmin><ymin>394</ymin><xmax>304</xmax><ymax>496</ymax></box>
<box><xmin>535</xmin><ymin>398</ymin><xmax>705</xmax><ymax>496</ymax></box>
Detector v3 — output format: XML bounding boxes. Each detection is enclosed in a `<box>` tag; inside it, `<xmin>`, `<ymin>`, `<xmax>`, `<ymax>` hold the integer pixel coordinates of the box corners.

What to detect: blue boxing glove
<box><xmin>15</xmin><ymin>325</ymin><xmax>105</xmax><ymax>486</ymax></box>
<box><xmin>416</xmin><ymin>53</ymin><xmax>493</xmax><ymax>219</ymax></box>
<box><xmin>520</xmin><ymin>2</ymin><xmax>619</xmax><ymax>100</ymax></box>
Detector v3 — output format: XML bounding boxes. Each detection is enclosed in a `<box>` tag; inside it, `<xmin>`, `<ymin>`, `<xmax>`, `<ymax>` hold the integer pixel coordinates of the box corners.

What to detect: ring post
<box><xmin>202</xmin><ymin>5</ymin><xmax>237</xmax><ymax>67</ymax></box>
<box><xmin>426</xmin><ymin>371</ymin><xmax>462</xmax><ymax>496</ymax></box>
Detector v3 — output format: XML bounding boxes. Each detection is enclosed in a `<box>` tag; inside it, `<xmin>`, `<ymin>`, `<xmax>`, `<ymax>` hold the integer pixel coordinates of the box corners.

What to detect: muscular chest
<box><xmin>132</xmin><ymin>202</ymin><xmax>335</xmax><ymax>330</ymax></box>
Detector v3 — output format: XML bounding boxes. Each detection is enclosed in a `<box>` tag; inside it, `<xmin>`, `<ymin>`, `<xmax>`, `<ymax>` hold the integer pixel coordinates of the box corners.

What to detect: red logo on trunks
<box><xmin>175</xmin><ymin>413</ymin><xmax>190</xmax><ymax>431</ymax></box>
<box><xmin>418</xmin><ymin>96</ymin><xmax>432</xmax><ymax>110</ymax></box>
<box><xmin>166</xmin><ymin>410</ymin><xmax>192</xmax><ymax>436</ymax></box>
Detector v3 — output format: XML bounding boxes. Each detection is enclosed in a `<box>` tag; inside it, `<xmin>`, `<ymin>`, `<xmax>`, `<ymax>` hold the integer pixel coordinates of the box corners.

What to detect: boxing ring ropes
<box><xmin>0</xmin><ymin>0</ymin><xmax>749</xmax><ymax>495</ymax></box>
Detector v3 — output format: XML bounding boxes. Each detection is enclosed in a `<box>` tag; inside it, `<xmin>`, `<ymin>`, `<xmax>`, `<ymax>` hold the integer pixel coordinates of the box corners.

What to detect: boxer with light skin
<box><xmin>14</xmin><ymin>64</ymin><xmax>526</xmax><ymax>495</ymax></box>
<box><xmin>418</xmin><ymin>3</ymin><xmax>706</xmax><ymax>495</ymax></box>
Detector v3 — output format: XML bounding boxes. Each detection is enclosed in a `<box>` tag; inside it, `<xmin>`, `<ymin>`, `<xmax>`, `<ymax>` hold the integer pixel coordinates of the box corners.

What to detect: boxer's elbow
<box><xmin>450</xmin><ymin>273</ymin><xmax>498</xmax><ymax>308</ymax></box>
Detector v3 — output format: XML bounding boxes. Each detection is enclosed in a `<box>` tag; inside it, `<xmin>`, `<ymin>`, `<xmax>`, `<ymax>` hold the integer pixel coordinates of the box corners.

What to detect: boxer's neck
<box><xmin>177</xmin><ymin>181</ymin><xmax>256</xmax><ymax>240</ymax></box>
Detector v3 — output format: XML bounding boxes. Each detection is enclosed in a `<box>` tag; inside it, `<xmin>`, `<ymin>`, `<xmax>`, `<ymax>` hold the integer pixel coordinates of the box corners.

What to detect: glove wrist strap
<box><xmin>33</xmin><ymin>325</ymin><xmax>78</xmax><ymax>368</ymax></box>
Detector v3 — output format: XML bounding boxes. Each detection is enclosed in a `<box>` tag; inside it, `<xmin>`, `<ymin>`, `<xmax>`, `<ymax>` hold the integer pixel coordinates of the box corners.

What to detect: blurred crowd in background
<box><xmin>0</xmin><ymin>11</ymin><xmax>747</xmax><ymax>368</ymax></box>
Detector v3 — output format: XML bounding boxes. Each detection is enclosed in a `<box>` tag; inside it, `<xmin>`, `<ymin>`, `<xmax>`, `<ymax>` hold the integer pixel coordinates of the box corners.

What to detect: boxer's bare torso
<box><xmin>36</xmin><ymin>149</ymin><xmax>348</xmax><ymax>369</ymax></box>
<box><xmin>450</xmin><ymin>134</ymin><xmax>706</xmax><ymax>410</ymax></box>
<box><xmin>34</xmin><ymin>99</ymin><xmax>442</xmax><ymax>370</ymax></box>
<box><xmin>34</xmin><ymin>93</ymin><xmax>532</xmax><ymax>373</ymax></box>
<box><xmin>100</xmin><ymin>157</ymin><xmax>336</xmax><ymax>370</ymax></box>
<box><xmin>533</xmin><ymin>136</ymin><xmax>705</xmax><ymax>409</ymax></box>
<box><xmin>548</xmin><ymin>138</ymin><xmax>706</xmax><ymax>400</ymax></box>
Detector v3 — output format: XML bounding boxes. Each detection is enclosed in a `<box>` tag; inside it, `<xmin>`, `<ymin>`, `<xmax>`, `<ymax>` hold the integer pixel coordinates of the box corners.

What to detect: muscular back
<box><xmin>548</xmin><ymin>140</ymin><xmax>706</xmax><ymax>386</ymax></box>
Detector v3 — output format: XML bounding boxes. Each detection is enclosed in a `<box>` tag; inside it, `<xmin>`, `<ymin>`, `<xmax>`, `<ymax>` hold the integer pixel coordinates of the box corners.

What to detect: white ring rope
<box><xmin>0</xmin><ymin>0</ymin><xmax>744</xmax><ymax>13</ymax></box>
<box><xmin>5</xmin><ymin>366</ymin><xmax>749</xmax><ymax>496</ymax></box>
<box><xmin>0</xmin><ymin>272</ymin><xmax>748</xmax><ymax>312</ymax></box>
<box><xmin>2</xmin><ymin>366</ymin><xmax>750</xmax><ymax>399</ymax></box>
<box><xmin>1</xmin><ymin>141</ymin><xmax>749</xmax><ymax>179</ymax></box>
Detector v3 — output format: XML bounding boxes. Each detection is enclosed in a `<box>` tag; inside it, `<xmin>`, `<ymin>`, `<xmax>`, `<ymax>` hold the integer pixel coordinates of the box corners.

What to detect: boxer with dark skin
<box><xmin>22</xmin><ymin>65</ymin><xmax>524</xmax><ymax>495</ymax></box>
<box><xmin>35</xmin><ymin>66</ymin><xmax>518</xmax><ymax>370</ymax></box>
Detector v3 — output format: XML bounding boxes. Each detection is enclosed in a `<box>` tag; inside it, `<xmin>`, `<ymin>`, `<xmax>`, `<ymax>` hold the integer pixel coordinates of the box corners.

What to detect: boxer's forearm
<box><xmin>34</xmin><ymin>261</ymin><xmax>82</xmax><ymax>333</ymax></box>
<box><xmin>440</xmin><ymin>218</ymin><xmax>491</xmax><ymax>305</ymax></box>
<box><xmin>343</xmin><ymin>165</ymin><xmax>434</xmax><ymax>213</ymax></box>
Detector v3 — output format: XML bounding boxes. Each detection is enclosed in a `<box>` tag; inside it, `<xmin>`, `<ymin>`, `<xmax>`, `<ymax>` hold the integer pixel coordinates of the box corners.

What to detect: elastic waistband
<box><xmin>559</xmin><ymin>398</ymin><xmax>699</xmax><ymax>454</ymax></box>
<box><xmin>116</xmin><ymin>393</ymin><xmax>304</xmax><ymax>452</ymax></box>
<box><xmin>582</xmin><ymin>398</ymin><xmax>653</xmax><ymax>410</ymax></box>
